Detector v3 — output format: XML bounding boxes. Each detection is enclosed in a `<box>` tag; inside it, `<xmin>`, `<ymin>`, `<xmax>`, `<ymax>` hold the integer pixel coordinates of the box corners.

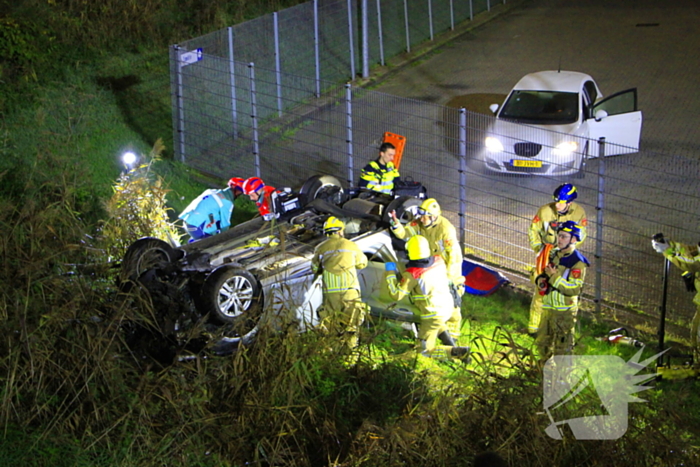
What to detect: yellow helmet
<box><xmin>323</xmin><ymin>216</ymin><xmax>345</xmax><ymax>235</ymax></box>
<box><xmin>406</xmin><ymin>235</ymin><xmax>431</xmax><ymax>261</ymax></box>
<box><xmin>418</xmin><ymin>198</ymin><xmax>441</xmax><ymax>217</ymax></box>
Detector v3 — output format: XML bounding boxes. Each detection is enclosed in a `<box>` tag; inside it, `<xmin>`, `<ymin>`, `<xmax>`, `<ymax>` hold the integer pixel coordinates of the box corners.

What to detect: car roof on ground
<box><xmin>512</xmin><ymin>70</ymin><xmax>595</xmax><ymax>93</ymax></box>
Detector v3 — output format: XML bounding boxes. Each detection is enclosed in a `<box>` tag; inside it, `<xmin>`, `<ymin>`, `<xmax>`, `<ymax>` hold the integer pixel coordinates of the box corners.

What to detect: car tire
<box><xmin>299</xmin><ymin>175</ymin><xmax>344</xmax><ymax>206</ymax></box>
<box><xmin>119</xmin><ymin>238</ymin><xmax>178</xmax><ymax>290</ymax></box>
<box><xmin>199</xmin><ymin>267</ymin><xmax>263</xmax><ymax>329</ymax></box>
<box><xmin>383</xmin><ymin>196</ymin><xmax>422</xmax><ymax>224</ymax></box>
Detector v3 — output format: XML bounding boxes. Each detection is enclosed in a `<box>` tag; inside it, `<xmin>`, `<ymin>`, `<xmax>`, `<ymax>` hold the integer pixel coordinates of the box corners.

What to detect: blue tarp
<box><xmin>462</xmin><ymin>259</ymin><xmax>509</xmax><ymax>296</ymax></box>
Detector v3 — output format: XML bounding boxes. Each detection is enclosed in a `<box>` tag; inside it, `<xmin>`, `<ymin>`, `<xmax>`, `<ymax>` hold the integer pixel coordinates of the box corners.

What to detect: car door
<box><xmin>355</xmin><ymin>231</ymin><xmax>419</xmax><ymax>323</ymax></box>
<box><xmin>265</xmin><ymin>267</ymin><xmax>322</xmax><ymax>332</ymax></box>
<box><xmin>587</xmin><ymin>89</ymin><xmax>643</xmax><ymax>157</ymax></box>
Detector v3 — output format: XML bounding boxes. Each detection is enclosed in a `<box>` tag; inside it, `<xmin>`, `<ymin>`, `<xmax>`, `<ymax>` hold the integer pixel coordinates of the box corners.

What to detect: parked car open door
<box><xmin>587</xmin><ymin>88</ymin><xmax>643</xmax><ymax>157</ymax></box>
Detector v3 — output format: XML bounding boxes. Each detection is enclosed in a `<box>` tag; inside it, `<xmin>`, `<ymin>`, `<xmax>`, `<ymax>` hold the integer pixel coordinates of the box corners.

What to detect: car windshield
<box><xmin>499</xmin><ymin>90</ymin><xmax>579</xmax><ymax>124</ymax></box>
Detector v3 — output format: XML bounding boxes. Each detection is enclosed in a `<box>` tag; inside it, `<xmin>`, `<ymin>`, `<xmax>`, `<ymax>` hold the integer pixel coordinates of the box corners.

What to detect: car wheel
<box><xmin>299</xmin><ymin>175</ymin><xmax>345</xmax><ymax>206</ymax></box>
<box><xmin>199</xmin><ymin>267</ymin><xmax>262</xmax><ymax>330</ymax></box>
<box><xmin>383</xmin><ymin>196</ymin><xmax>422</xmax><ymax>224</ymax></box>
<box><xmin>119</xmin><ymin>238</ymin><xmax>178</xmax><ymax>289</ymax></box>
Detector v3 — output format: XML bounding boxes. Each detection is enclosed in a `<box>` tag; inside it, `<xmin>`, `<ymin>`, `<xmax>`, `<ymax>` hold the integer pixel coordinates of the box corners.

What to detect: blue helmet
<box><xmin>558</xmin><ymin>220</ymin><xmax>582</xmax><ymax>241</ymax></box>
<box><xmin>553</xmin><ymin>183</ymin><xmax>578</xmax><ymax>203</ymax></box>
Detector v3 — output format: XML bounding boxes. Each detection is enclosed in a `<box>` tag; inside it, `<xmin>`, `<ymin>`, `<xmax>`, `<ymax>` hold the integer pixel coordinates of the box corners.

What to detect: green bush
<box><xmin>98</xmin><ymin>139</ymin><xmax>182</xmax><ymax>262</ymax></box>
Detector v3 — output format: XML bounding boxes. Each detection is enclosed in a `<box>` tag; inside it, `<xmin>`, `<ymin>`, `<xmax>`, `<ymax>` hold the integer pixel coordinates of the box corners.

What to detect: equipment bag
<box><xmin>393</xmin><ymin>176</ymin><xmax>427</xmax><ymax>199</ymax></box>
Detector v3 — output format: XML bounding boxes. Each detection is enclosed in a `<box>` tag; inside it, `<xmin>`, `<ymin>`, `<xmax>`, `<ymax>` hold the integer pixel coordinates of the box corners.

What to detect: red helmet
<box><xmin>243</xmin><ymin>177</ymin><xmax>265</xmax><ymax>195</ymax></box>
<box><xmin>228</xmin><ymin>177</ymin><xmax>245</xmax><ymax>191</ymax></box>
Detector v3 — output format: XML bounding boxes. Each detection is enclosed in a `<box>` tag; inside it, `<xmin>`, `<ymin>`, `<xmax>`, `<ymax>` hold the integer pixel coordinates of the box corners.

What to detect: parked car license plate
<box><xmin>511</xmin><ymin>160</ymin><xmax>542</xmax><ymax>168</ymax></box>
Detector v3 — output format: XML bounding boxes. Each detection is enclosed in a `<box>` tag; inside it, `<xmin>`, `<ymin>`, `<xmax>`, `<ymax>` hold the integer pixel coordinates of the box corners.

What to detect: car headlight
<box><xmin>485</xmin><ymin>137</ymin><xmax>504</xmax><ymax>152</ymax></box>
<box><xmin>552</xmin><ymin>141</ymin><xmax>578</xmax><ymax>157</ymax></box>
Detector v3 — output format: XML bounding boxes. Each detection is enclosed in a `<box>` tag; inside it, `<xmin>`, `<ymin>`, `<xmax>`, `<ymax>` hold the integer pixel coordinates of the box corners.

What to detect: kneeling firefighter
<box><xmin>385</xmin><ymin>235</ymin><xmax>470</xmax><ymax>361</ymax></box>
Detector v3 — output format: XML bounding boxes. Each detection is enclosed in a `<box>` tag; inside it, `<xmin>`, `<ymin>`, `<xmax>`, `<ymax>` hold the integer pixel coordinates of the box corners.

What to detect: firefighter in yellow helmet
<box><xmin>534</xmin><ymin>221</ymin><xmax>589</xmax><ymax>360</ymax></box>
<box><xmin>527</xmin><ymin>183</ymin><xmax>588</xmax><ymax>335</ymax></box>
<box><xmin>388</xmin><ymin>198</ymin><xmax>464</xmax><ymax>340</ymax></box>
<box><xmin>651</xmin><ymin>233</ymin><xmax>700</xmax><ymax>365</ymax></box>
<box><xmin>311</xmin><ymin>216</ymin><xmax>368</xmax><ymax>349</ymax></box>
<box><xmin>385</xmin><ymin>235</ymin><xmax>470</xmax><ymax>361</ymax></box>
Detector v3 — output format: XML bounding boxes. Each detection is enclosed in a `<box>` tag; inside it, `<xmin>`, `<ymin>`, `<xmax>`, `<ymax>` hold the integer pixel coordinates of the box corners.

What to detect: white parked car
<box><xmin>477</xmin><ymin>70</ymin><xmax>643</xmax><ymax>177</ymax></box>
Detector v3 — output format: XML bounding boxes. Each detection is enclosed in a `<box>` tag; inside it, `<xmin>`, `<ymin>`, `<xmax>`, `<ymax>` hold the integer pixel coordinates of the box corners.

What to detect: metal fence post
<box><xmin>249</xmin><ymin>63</ymin><xmax>261</xmax><ymax>178</ymax></box>
<box><xmin>361</xmin><ymin>0</ymin><xmax>369</xmax><ymax>78</ymax></box>
<box><xmin>174</xmin><ymin>45</ymin><xmax>186</xmax><ymax>163</ymax></box>
<box><xmin>487</xmin><ymin>0</ymin><xmax>491</xmax><ymax>11</ymax></box>
<box><xmin>403</xmin><ymin>0</ymin><xmax>411</xmax><ymax>52</ymax></box>
<box><xmin>469</xmin><ymin>0</ymin><xmax>473</xmax><ymax>21</ymax></box>
<box><xmin>273</xmin><ymin>13</ymin><xmax>283</xmax><ymax>117</ymax></box>
<box><xmin>428</xmin><ymin>0</ymin><xmax>434</xmax><ymax>41</ymax></box>
<box><xmin>449</xmin><ymin>0</ymin><xmax>454</xmax><ymax>30</ymax></box>
<box><xmin>314</xmin><ymin>0</ymin><xmax>321</xmax><ymax>96</ymax></box>
<box><xmin>347</xmin><ymin>0</ymin><xmax>356</xmax><ymax>79</ymax></box>
<box><xmin>594</xmin><ymin>137</ymin><xmax>606</xmax><ymax>314</ymax></box>
<box><xmin>227</xmin><ymin>28</ymin><xmax>239</xmax><ymax>138</ymax></box>
<box><xmin>376</xmin><ymin>0</ymin><xmax>385</xmax><ymax>66</ymax></box>
<box><xmin>459</xmin><ymin>108</ymin><xmax>467</xmax><ymax>246</ymax></box>
<box><xmin>346</xmin><ymin>84</ymin><xmax>354</xmax><ymax>186</ymax></box>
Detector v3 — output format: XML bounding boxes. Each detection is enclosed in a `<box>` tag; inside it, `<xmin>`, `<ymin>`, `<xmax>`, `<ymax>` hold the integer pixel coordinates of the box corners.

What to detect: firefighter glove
<box><xmin>652</xmin><ymin>239</ymin><xmax>669</xmax><ymax>254</ymax></box>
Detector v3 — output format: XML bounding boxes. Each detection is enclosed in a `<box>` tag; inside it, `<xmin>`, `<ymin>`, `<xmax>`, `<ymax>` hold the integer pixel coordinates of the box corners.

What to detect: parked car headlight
<box><xmin>485</xmin><ymin>137</ymin><xmax>504</xmax><ymax>152</ymax></box>
<box><xmin>552</xmin><ymin>141</ymin><xmax>578</xmax><ymax>157</ymax></box>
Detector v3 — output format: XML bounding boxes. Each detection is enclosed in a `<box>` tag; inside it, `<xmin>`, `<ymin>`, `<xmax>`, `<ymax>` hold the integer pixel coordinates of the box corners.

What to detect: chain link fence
<box><xmin>169</xmin><ymin>0</ymin><xmax>700</xmax><ymax>335</ymax></box>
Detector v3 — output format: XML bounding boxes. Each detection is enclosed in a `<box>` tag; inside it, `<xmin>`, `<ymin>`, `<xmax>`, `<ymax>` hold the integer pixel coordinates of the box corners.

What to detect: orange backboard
<box><xmin>383</xmin><ymin>132</ymin><xmax>406</xmax><ymax>170</ymax></box>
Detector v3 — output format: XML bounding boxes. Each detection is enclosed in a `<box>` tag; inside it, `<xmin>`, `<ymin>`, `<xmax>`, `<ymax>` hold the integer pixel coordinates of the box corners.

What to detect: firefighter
<box><xmin>652</xmin><ymin>235</ymin><xmax>700</xmax><ymax>365</ymax></box>
<box><xmin>359</xmin><ymin>142</ymin><xmax>401</xmax><ymax>195</ymax></box>
<box><xmin>388</xmin><ymin>198</ymin><xmax>464</xmax><ymax>340</ymax></box>
<box><xmin>243</xmin><ymin>177</ymin><xmax>279</xmax><ymax>221</ymax></box>
<box><xmin>535</xmin><ymin>221</ymin><xmax>589</xmax><ymax>360</ymax></box>
<box><xmin>311</xmin><ymin>216</ymin><xmax>368</xmax><ymax>350</ymax></box>
<box><xmin>527</xmin><ymin>183</ymin><xmax>588</xmax><ymax>335</ymax></box>
<box><xmin>385</xmin><ymin>235</ymin><xmax>470</xmax><ymax>361</ymax></box>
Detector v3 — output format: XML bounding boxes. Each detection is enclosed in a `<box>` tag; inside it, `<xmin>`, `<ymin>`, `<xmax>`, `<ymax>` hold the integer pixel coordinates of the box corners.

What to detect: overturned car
<box><xmin>119</xmin><ymin>175</ymin><xmax>426</xmax><ymax>349</ymax></box>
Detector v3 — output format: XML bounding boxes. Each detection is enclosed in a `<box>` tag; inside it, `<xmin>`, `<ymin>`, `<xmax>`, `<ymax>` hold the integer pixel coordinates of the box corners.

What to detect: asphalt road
<box><xmin>367</xmin><ymin>0</ymin><xmax>700</xmax><ymax>331</ymax></box>
<box><xmin>376</xmin><ymin>0</ymin><xmax>700</xmax><ymax>156</ymax></box>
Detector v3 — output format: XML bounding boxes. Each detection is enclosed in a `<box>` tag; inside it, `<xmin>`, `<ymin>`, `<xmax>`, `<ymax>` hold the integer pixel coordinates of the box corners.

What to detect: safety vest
<box><xmin>359</xmin><ymin>160</ymin><xmax>400</xmax><ymax>194</ymax></box>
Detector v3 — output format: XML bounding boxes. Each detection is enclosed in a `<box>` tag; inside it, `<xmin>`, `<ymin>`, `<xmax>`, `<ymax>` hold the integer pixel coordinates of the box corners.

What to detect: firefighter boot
<box><xmin>451</xmin><ymin>346</ymin><xmax>471</xmax><ymax>364</ymax></box>
<box><xmin>437</xmin><ymin>331</ymin><xmax>457</xmax><ymax>347</ymax></box>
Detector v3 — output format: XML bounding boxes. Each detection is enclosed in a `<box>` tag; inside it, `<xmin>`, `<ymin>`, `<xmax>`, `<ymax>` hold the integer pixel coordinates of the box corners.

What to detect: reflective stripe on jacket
<box><xmin>391</xmin><ymin>216</ymin><xmax>463</xmax><ymax>283</ymax></box>
<box><xmin>359</xmin><ymin>160</ymin><xmax>400</xmax><ymax>194</ymax></box>
<box><xmin>256</xmin><ymin>185</ymin><xmax>279</xmax><ymax>221</ymax></box>
<box><xmin>178</xmin><ymin>188</ymin><xmax>235</xmax><ymax>235</ymax></box>
<box><xmin>386</xmin><ymin>256</ymin><xmax>453</xmax><ymax>320</ymax></box>
<box><xmin>543</xmin><ymin>248</ymin><xmax>588</xmax><ymax>311</ymax></box>
<box><xmin>664</xmin><ymin>241</ymin><xmax>700</xmax><ymax>306</ymax></box>
<box><xmin>528</xmin><ymin>202</ymin><xmax>587</xmax><ymax>253</ymax></box>
<box><xmin>311</xmin><ymin>236</ymin><xmax>368</xmax><ymax>293</ymax></box>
